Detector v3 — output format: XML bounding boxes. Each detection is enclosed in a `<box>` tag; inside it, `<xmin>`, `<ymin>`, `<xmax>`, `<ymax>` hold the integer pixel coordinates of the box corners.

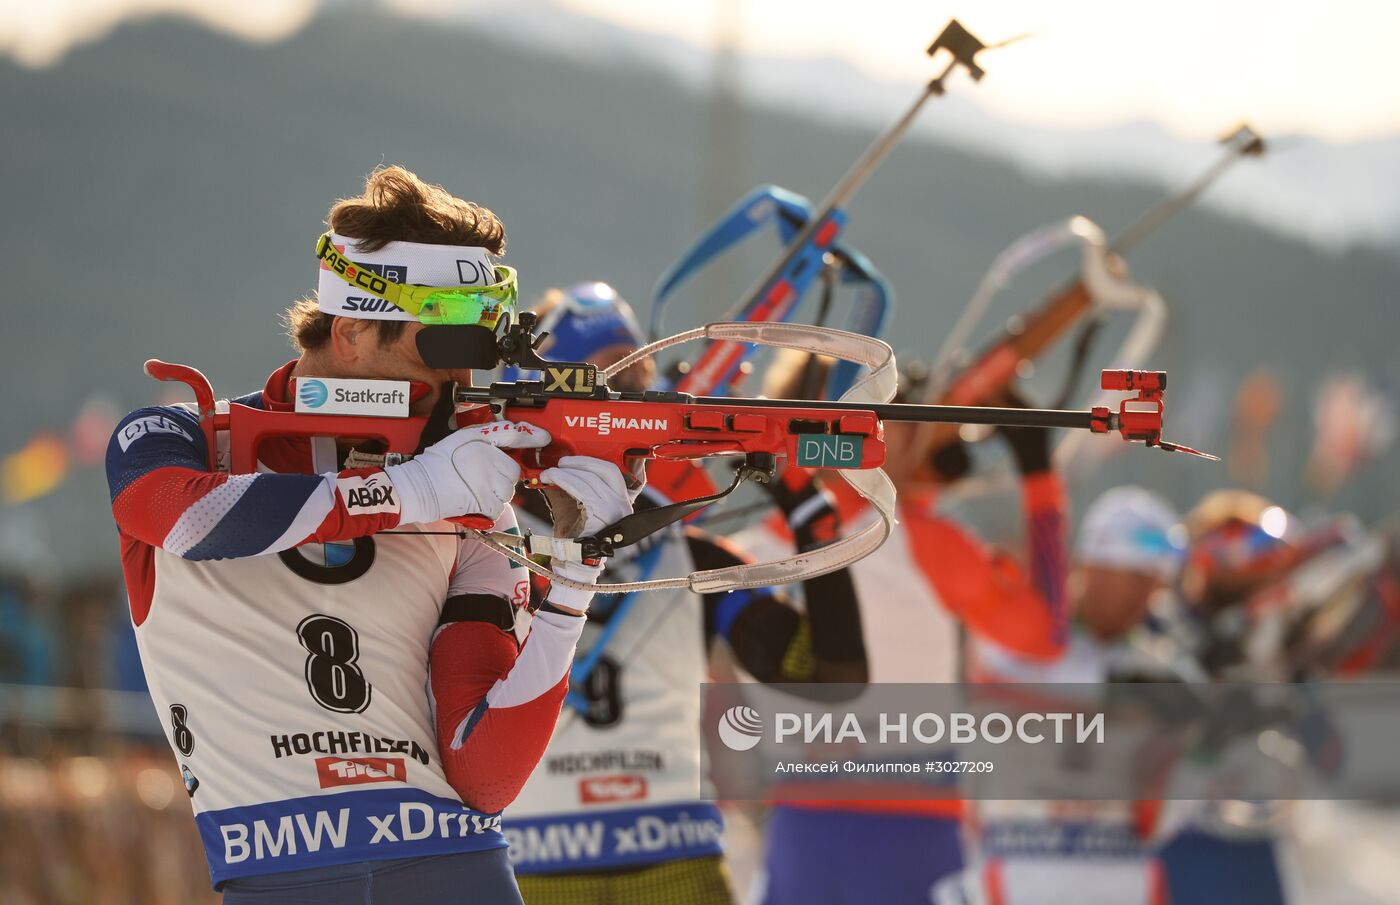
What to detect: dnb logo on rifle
<box><xmin>796</xmin><ymin>435</ymin><xmax>864</xmax><ymax>468</ymax></box>
<box><xmin>315</xmin><ymin>756</ymin><xmax>407</xmax><ymax>789</ymax></box>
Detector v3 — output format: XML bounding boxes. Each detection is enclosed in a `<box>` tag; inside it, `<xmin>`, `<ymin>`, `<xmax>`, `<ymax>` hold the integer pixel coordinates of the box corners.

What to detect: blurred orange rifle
<box><xmin>902</xmin><ymin>124</ymin><xmax>1266</xmax><ymax>485</ymax></box>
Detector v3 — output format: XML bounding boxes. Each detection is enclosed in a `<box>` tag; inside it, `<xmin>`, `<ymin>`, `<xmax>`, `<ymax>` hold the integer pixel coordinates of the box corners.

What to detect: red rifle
<box><xmin>145</xmin><ymin>316</ymin><xmax>1211</xmax><ymax>594</ymax></box>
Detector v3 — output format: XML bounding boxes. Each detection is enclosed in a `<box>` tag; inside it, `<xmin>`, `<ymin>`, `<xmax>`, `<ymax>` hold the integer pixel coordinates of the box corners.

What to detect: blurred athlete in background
<box><xmin>961</xmin><ymin>485</ymin><xmax>1186</xmax><ymax>905</ymax></box>
<box><xmin>755</xmin><ymin>374</ymin><xmax>1069</xmax><ymax>905</ymax></box>
<box><xmin>1155</xmin><ymin>490</ymin><xmax>1301</xmax><ymax>905</ymax></box>
<box><xmin>968</xmin><ymin>484</ymin><xmax>1184</xmax><ymax>682</ymax></box>
<box><xmin>500</xmin><ymin>285</ymin><xmax>867</xmax><ymax>905</ymax></box>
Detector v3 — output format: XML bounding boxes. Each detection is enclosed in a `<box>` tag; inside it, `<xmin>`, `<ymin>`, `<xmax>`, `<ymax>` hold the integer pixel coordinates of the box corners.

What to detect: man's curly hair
<box><xmin>285</xmin><ymin>166</ymin><xmax>506</xmax><ymax>352</ymax></box>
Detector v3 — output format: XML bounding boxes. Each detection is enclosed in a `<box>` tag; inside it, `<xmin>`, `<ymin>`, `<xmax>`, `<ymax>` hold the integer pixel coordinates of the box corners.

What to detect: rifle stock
<box><xmin>902</xmin><ymin>279</ymin><xmax>1095</xmax><ymax>484</ymax></box>
<box><xmin>940</xmin><ymin>279</ymin><xmax>1095</xmax><ymax>408</ymax></box>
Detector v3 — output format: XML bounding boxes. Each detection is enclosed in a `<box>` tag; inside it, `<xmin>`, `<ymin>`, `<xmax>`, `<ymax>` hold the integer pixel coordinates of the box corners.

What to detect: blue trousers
<box><xmin>759</xmin><ymin>807</ymin><xmax>965</xmax><ymax>905</ymax></box>
<box><xmin>221</xmin><ymin>849</ymin><xmax>523</xmax><ymax>905</ymax></box>
<box><xmin>1159</xmin><ymin>830</ymin><xmax>1287</xmax><ymax>905</ymax></box>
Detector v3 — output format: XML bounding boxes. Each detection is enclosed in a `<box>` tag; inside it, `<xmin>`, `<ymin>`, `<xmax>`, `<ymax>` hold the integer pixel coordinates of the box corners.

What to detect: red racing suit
<box><xmin>106</xmin><ymin>362</ymin><xmax>583</xmax><ymax>887</ymax></box>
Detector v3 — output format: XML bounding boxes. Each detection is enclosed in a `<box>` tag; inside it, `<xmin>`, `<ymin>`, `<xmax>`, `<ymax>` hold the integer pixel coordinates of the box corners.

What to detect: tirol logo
<box><xmin>299</xmin><ymin>379</ymin><xmax>329</xmax><ymax>408</ymax></box>
<box><xmin>579</xmin><ymin>774</ymin><xmax>649</xmax><ymax>804</ymax></box>
<box><xmin>718</xmin><ymin>706</ymin><xmax>763</xmax><ymax>752</ymax></box>
<box><xmin>315</xmin><ymin>756</ymin><xmax>407</xmax><ymax>788</ymax></box>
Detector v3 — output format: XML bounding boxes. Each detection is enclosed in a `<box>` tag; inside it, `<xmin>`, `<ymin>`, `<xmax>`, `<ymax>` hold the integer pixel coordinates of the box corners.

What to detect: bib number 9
<box><xmin>576</xmin><ymin>655</ymin><xmax>623</xmax><ymax>728</ymax></box>
<box><xmin>297</xmin><ymin>614</ymin><xmax>372</xmax><ymax>714</ymax></box>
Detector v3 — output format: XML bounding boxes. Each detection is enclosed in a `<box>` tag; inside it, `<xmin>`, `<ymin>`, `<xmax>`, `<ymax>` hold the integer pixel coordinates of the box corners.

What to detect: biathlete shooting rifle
<box><xmin>146</xmin><ymin>306</ymin><xmax>1213</xmax><ymax>598</ymax></box>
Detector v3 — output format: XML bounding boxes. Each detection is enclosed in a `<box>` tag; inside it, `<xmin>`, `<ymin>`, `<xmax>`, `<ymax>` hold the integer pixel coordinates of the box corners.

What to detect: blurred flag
<box><xmin>2</xmin><ymin>434</ymin><xmax>70</xmax><ymax>505</ymax></box>
<box><xmin>68</xmin><ymin>395</ymin><xmax>120</xmax><ymax>465</ymax></box>
<box><xmin>1306</xmin><ymin>373</ymin><xmax>1397</xmax><ymax>498</ymax></box>
<box><xmin>1228</xmin><ymin>367</ymin><xmax>1281</xmax><ymax>489</ymax></box>
<box><xmin>68</xmin><ymin>397</ymin><xmax>120</xmax><ymax>467</ymax></box>
<box><xmin>157</xmin><ymin>384</ymin><xmax>195</xmax><ymax>407</ymax></box>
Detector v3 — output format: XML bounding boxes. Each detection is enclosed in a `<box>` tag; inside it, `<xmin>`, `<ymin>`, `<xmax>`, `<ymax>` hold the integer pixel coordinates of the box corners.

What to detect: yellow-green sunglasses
<box><xmin>316</xmin><ymin>233</ymin><xmax>517</xmax><ymax>327</ymax></box>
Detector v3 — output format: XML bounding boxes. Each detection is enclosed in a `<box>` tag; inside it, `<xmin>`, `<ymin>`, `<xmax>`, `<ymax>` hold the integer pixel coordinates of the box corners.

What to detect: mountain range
<box><xmin>3</xmin><ymin>6</ymin><xmax>1398</xmax><ymax>572</ymax></box>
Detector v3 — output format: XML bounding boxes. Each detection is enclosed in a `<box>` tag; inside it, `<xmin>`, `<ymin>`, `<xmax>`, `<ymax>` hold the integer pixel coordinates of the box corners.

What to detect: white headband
<box><xmin>316</xmin><ymin>232</ymin><xmax>497</xmax><ymax>321</ymax></box>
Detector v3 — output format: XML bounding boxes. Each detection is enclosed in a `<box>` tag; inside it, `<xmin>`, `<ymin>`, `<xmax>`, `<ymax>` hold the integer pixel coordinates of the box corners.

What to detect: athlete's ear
<box><xmin>328</xmin><ymin>316</ymin><xmax>372</xmax><ymax>364</ymax></box>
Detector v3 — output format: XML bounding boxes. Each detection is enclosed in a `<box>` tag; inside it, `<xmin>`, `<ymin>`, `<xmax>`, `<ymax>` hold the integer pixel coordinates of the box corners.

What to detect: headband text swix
<box><xmin>316</xmin><ymin>232</ymin><xmax>518</xmax><ymax>368</ymax></box>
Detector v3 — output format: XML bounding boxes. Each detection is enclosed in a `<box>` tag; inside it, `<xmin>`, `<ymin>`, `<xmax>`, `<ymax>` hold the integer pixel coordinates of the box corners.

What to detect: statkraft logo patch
<box><xmin>315</xmin><ymin>756</ymin><xmax>407</xmax><ymax>788</ymax></box>
<box><xmin>294</xmin><ymin>377</ymin><xmax>411</xmax><ymax>418</ymax></box>
<box><xmin>337</xmin><ymin>472</ymin><xmax>400</xmax><ymax>516</ymax></box>
<box><xmin>579</xmin><ymin>774</ymin><xmax>648</xmax><ymax>804</ymax></box>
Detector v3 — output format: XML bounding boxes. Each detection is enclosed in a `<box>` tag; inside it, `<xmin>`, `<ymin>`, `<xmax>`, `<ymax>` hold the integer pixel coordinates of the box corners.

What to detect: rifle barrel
<box><xmin>694</xmin><ymin>395</ymin><xmax>1098</xmax><ymax>431</ymax></box>
<box><xmin>719</xmin><ymin>23</ymin><xmax>988</xmax><ymax>324</ymax></box>
<box><xmin>464</xmin><ymin>385</ymin><xmax>1106</xmax><ymax>432</ymax></box>
<box><xmin>717</xmin><ymin>79</ymin><xmax>943</xmax><ymax>324</ymax></box>
<box><xmin>1110</xmin><ymin>132</ymin><xmax>1259</xmax><ymax>255</ymax></box>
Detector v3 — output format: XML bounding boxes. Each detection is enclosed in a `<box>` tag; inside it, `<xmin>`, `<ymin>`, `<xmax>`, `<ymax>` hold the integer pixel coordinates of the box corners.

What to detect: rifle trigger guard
<box><xmin>574</xmin><ymin>461</ymin><xmax>759</xmax><ymax>558</ymax></box>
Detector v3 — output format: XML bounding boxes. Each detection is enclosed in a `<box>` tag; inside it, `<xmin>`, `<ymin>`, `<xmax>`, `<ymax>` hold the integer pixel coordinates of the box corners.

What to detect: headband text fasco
<box><xmin>315</xmin><ymin>232</ymin><xmax>518</xmax><ymax>324</ymax></box>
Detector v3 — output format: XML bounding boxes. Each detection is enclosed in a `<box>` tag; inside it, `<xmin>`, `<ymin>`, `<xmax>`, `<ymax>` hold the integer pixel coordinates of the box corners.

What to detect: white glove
<box><xmin>385</xmin><ymin>421</ymin><xmax>550</xmax><ymax>525</ymax></box>
<box><xmin>536</xmin><ymin>456</ymin><xmax>636</xmax><ymax>614</ymax></box>
<box><xmin>538</xmin><ymin>456</ymin><xmax>635</xmax><ymax>538</ymax></box>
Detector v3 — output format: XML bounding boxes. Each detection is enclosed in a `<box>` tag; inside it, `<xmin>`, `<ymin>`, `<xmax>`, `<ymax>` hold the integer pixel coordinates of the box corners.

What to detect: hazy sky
<box><xmin>0</xmin><ymin>0</ymin><xmax>315</xmax><ymax>66</ymax></box>
<box><xmin>540</xmin><ymin>0</ymin><xmax>1400</xmax><ymax>142</ymax></box>
<box><xmin>3</xmin><ymin>0</ymin><xmax>1399</xmax><ymax>142</ymax></box>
